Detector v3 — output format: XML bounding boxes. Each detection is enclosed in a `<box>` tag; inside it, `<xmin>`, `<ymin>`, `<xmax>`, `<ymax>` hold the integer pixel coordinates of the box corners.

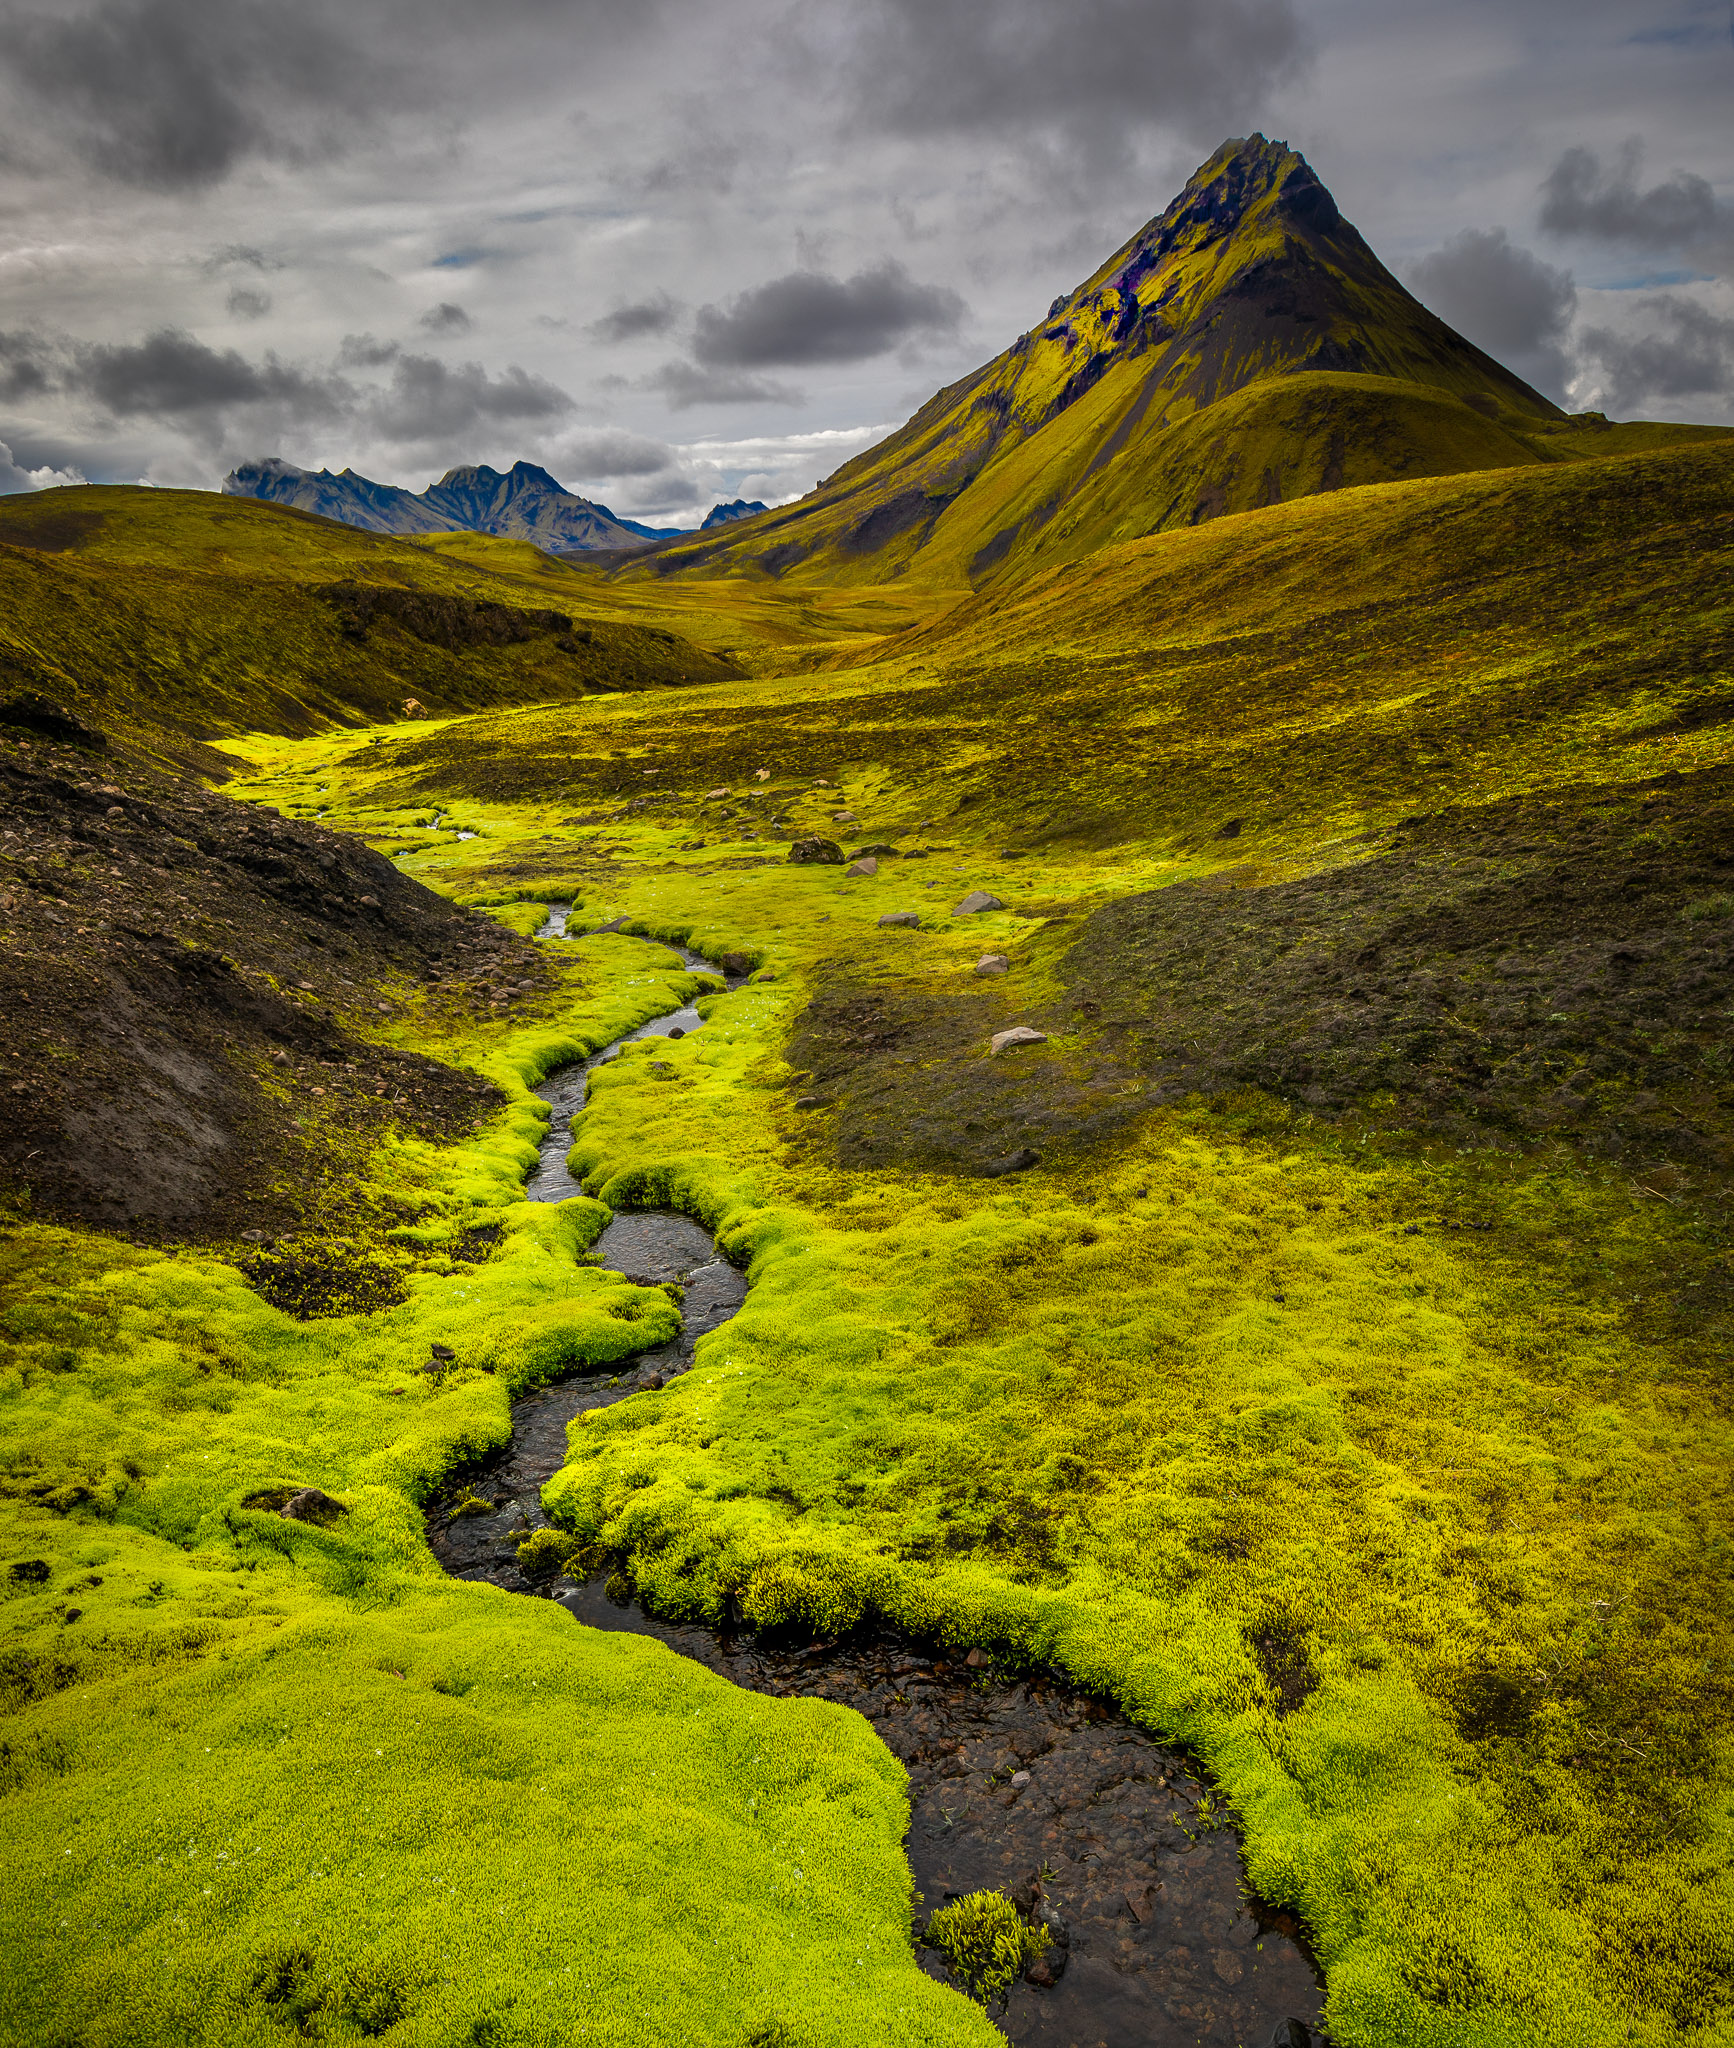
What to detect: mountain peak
<box><xmin>627</xmin><ymin>136</ymin><xmax>1569</xmax><ymax>592</ymax></box>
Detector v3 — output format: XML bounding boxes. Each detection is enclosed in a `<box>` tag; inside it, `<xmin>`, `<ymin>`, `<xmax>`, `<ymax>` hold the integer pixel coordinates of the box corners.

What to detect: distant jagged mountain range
<box><xmin>222</xmin><ymin>458</ymin><xmax>750</xmax><ymax>552</ymax></box>
<box><xmin>624</xmin><ymin>134</ymin><xmax>1691</xmax><ymax>590</ymax></box>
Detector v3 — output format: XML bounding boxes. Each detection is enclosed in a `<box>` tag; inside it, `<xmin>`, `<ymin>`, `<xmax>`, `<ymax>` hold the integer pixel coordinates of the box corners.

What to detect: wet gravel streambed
<box><xmin>426</xmin><ymin>923</ymin><xmax>1327</xmax><ymax>2046</ymax></box>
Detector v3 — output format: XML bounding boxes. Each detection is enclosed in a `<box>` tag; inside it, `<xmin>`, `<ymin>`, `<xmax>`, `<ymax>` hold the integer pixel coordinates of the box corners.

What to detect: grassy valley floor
<box><xmin>5</xmin><ymin>443</ymin><xmax>1734</xmax><ymax>2048</ymax></box>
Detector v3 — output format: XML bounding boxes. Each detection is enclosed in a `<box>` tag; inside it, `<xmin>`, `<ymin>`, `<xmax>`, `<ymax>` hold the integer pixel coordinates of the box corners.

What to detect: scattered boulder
<box><xmin>831</xmin><ymin>809</ymin><xmax>858</xmax><ymax>823</ymax></box>
<box><xmin>850</xmin><ymin>844</ymin><xmax>898</xmax><ymax>859</ymax></box>
<box><xmin>794</xmin><ymin>1094</ymin><xmax>821</xmax><ymax>1109</ymax></box>
<box><xmin>719</xmin><ymin>951</ymin><xmax>753</xmax><ymax>977</ymax></box>
<box><xmin>844</xmin><ymin>857</ymin><xmax>878</xmax><ymax>877</ymax></box>
<box><xmin>706</xmin><ymin>786</ymin><xmax>730</xmax><ymax>798</ymax></box>
<box><xmin>990</xmin><ymin>1026</ymin><xmax>1047</xmax><ymax>1053</ymax></box>
<box><xmin>976</xmin><ymin>953</ymin><xmax>1010</xmax><ymax>976</ymax></box>
<box><xmin>954</xmin><ymin>890</ymin><xmax>1004</xmax><ymax>915</ymax></box>
<box><xmin>278</xmin><ymin>1487</ymin><xmax>346</xmax><ymax>1526</ymax></box>
<box><xmin>878</xmin><ymin>912</ymin><xmax>921</xmax><ymax>929</ymax></box>
<box><xmin>788</xmin><ymin>837</ymin><xmax>844</xmax><ymax>865</ymax></box>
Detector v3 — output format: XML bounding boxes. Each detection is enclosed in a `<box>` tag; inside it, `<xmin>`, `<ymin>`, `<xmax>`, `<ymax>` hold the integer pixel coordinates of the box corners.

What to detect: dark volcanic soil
<box><xmin>0</xmin><ymin>704</ymin><xmax>549</xmax><ymax>1242</ymax></box>
<box><xmin>791</xmin><ymin>765</ymin><xmax>1734</xmax><ymax>1194</ymax></box>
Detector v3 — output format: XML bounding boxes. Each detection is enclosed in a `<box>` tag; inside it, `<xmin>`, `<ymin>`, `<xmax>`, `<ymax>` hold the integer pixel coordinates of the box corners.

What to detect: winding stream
<box><xmin>426</xmin><ymin>917</ymin><xmax>1327</xmax><ymax>2047</ymax></box>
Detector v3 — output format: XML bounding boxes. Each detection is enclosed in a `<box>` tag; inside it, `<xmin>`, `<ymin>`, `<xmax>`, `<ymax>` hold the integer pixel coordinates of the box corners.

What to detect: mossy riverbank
<box><xmin>5</xmin><ymin>443</ymin><xmax>1733</xmax><ymax>2046</ymax></box>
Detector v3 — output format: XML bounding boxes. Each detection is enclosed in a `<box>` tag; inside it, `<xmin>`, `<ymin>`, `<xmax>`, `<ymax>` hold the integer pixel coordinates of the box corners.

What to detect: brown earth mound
<box><xmin>0</xmin><ymin>715</ymin><xmax>546</xmax><ymax>1243</ymax></box>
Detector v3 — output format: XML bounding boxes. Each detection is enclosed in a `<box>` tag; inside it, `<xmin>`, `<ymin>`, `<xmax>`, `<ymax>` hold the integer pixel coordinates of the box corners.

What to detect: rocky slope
<box><xmin>0</xmin><ymin>699</ymin><xmax>558</xmax><ymax>1246</ymax></box>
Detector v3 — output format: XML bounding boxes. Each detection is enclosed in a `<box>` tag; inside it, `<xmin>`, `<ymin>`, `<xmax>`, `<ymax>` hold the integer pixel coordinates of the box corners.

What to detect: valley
<box><xmin>3</xmin><ymin>136</ymin><xmax>1733</xmax><ymax>2048</ymax></box>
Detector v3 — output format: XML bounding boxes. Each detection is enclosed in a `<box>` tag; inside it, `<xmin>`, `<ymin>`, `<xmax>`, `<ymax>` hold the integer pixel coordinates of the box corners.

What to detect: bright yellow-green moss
<box><xmin>923</xmin><ymin>1893</ymin><xmax>1048</xmax><ymax>2003</ymax></box>
<box><xmin>0</xmin><ymin>942</ymin><xmax>1000</xmax><ymax>2048</ymax></box>
<box><xmin>8</xmin><ymin>440</ymin><xmax>1734</xmax><ymax>2048</ymax></box>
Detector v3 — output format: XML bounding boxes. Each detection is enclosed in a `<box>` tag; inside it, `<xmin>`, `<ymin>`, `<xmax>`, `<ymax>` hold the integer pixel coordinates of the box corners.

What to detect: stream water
<box><xmin>425</xmin><ymin>914</ymin><xmax>1327</xmax><ymax>2047</ymax></box>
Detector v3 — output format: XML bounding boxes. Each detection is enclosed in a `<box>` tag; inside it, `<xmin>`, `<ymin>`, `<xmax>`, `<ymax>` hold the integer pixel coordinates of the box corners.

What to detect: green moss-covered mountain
<box><xmin>628</xmin><ymin>134</ymin><xmax>1728</xmax><ymax>589</ymax></box>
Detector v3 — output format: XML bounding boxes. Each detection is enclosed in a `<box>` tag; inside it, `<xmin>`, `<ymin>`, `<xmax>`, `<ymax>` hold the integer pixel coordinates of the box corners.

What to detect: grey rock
<box><xmin>279</xmin><ymin>1487</ymin><xmax>346</xmax><ymax>1525</ymax></box>
<box><xmin>844</xmin><ymin>857</ymin><xmax>878</xmax><ymax>877</ymax></box>
<box><xmin>975</xmin><ymin>953</ymin><xmax>1009</xmax><ymax>976</ymax></box>
<box><xmin>990</xmin><ymin>1026</ymin><xmax>1047</xmax><ymax>1053</ymax></box>
<box><xmin>954</xmin><ymin>890</ymin><xmax>1004</xmax><ymax>915</ymax></box>
<box><xmin>788</xmin><ymin>837</ymin><xmax>844</xmax><ymax>865</ymax></box>
<box><xmin>878</xmin><ymin>912</ymin><xmax>921</xmax><ymax>929</ymax></box>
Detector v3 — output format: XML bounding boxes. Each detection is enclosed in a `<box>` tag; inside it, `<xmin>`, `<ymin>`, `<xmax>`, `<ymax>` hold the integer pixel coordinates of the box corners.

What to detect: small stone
<box><xmin>878</xmin><ymin>912</ymin><xmax>920</xmax><ymax>929</ymax></box>
<box><xmin>358</xmin><ymin>895</ymin><xmax>380</xmax><ymax>908</ymax></box>
<box><xmin>850</xmin><ymin>844</ymin><xmax>898</xmax><ymax>859</ymax></box>
<box><xmin>105</xmin><ymin>804</ymin><xmax>125</xmax><ymax>818</ymax></box>
<box><xmin>788</xmin><ymin>837</ymin><xmax>844</xmax><ymax>865</ymax></box>
<box><xmin>720</xmin><ymin>952</ymin><xmax>751</xmax><ymax>976</ymax></box>
<box><xmin>430</xmin><ymin>1343</ymin><xmax>456</xmax><ymax>1361</ymax></box>
<box><xmin>667</xmin><ymin>1026</ymin><xmax>685</xmax><ymax>1038</ymax></box>
<box><xmin>954</xmin><ymin>890</ymin><xmax>1004</xmax><ymax>915</ymax></box>
<box><xmin>278</xmin><ymin>1487</ymin><xmax>346</xmax><ymax>1525</ymax></box>
<box><xmin>844</xmin><ymin>857</ymin><xmax>878</xmax><ymax>876</ymax></box>
<box><xmin>240</xmin><ymin>1228</ymin><xmax>266</xmax><ymax>1242</ymax></box>
<box><xmin>990</xmin><ymin>1026</ymin><xmax>1047</xmax><ymax>1053</ymax></box>
<box><xmin>975</xmin><ymin>953</ymin><xmax>1009</xmax><ymax>976</ymax></box>
<box><xmin>376</xmin><ymin>1002</ymin><xmax>391</xmax><ymax>1013</ymax></box>
<box><xmin>1010</xmin><ymin>1769</ymin><xmax>1030</xmax><ymax>1786</ymax></box>
<box><xmin>794</xmin><ymin>1095</ymin><xmax>820</xmax><ymax>1109</ymax></box>
<box><xmin>831</xmin><ymin>809</ymin><xmax>857</xmax><ymax>823</ymax></box>
<box><xmin>964</xmin><ymin>1648</ymin><xmax>989</xmax><ymax>1668</ymax></box>
<box><xmin>753</xmin><ymin>768</ymin><xmax>770</xmax><ymax>781</ymax></box>
<box><xmin>706</xmin><ymin>786</ymin><xmax>730</xmax><ymax>798</ymax></box>
<box><xmin>296</xmin><ymin>981</ymin><xmax>315</xmax><ymax>991</ymax></box>
<box><xmin>755</xmin><ymin>971</ymin><xmax>777</xmax><ymax>982</ymax></box>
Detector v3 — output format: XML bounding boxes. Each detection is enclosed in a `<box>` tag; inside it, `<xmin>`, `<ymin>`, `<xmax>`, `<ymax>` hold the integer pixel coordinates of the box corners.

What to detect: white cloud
<box><xmin>0</xmin><ymin>438</ymin><xmax>87</xmax><ymax>492</ymax></box>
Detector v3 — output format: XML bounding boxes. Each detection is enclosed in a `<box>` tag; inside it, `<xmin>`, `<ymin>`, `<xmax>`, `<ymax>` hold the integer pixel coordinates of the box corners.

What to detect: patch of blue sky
<box><xmin>1587</xmin><ymin>269</ymin><xmax>1718</xmax><ymax>290</ymax></box>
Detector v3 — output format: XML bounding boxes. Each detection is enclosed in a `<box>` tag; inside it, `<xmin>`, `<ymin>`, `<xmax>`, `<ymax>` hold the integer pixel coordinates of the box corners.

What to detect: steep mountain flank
<box><xmin>628</xmin><ymin>135</ymin><xmax>1726</xmax><ymax>589</ymax></box>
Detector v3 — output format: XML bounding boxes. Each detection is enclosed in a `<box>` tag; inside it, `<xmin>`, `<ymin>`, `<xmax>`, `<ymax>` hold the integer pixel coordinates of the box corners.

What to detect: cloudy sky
<box><xmin>1</xmin><ymin>0</ymin><xmax>1729</xmax><ymax>522</ymax></box>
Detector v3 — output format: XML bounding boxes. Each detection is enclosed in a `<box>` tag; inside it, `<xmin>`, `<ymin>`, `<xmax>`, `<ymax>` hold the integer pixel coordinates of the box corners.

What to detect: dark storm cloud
<box><xmin>227</xmin><ymin>288</ymin><xmax>272</xmax><ymax>320</ymax></box>
<box><xmin>644</xmin><ymin>362</ymin><xmax>803</xmax><ymax>409</ymax></box>
<box><xmin>0</xmin><ymin>0</ymin><xmax>656</xmax><ymax>191</ymax></box>
<box><xmin>364</xmin><ymin>353</ymin><xmax>573</xmax><ymax>442</ymax></box>
<box><xmin>419</xmin><ymin>303</ymin><xmax>473</xmax><ymax>336</ymax></box>
<box><xmin>555</xmin><ymin>430</ymin><xmax>676</xmax><ymax>477</ymax></box>
<box><xmin>71</xmin><ymin>328</ymin><xmax>351</xmax><ymax>421</ymax></box>
<box><xmin>0</xmin><ymin>0</ymin><xmax>388</xmax><ymax>189</ymax></box>
<box><xmin>1577</xmin><ymin>294</ymin><xmax>1734</xmax><ymax>414</ymax></box>
<box><xmin>692</xmin><ymin>261</ymin><xmax>964</xmax><ymax>368</ymax></box>
<box><xmin>587</xmin><ymin>294</ymin><xmax>682</xmax><ymax>344</ymax></box>
<box><xmin>831</xmin><ymin>0</ymin><xmax>1309</xmax><ymax>163</ymax></box>
<box><xmin>1408</xmin><ymin>228</ymin><xmax>1577</xmax><ymax>400</ymax></box>
<box><xmin>1541</xmin><ymin>142</ymin><xmax>1726</xmax><ymax>250</ymax></box>
<box><xmin>338</xmin><ymin>335</ymin><xmax>402</xmax><ymax>369</ymax></box>
<box><xmin>0</xmin><ymin>331</ymin><xmax>56</xmax><ymax>403</ymax></box>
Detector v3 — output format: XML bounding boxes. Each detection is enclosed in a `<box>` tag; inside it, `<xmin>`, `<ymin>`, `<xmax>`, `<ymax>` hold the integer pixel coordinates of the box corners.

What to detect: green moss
<box><xmin>923</xmin><ymin>1891</ymin><xmax>1048</xmax><ymax>2002</ymax></box>
<box><xmin>8</xmin><ymin>427</ymin><xmax>1734</xmax><ymax>2047</ymax></box>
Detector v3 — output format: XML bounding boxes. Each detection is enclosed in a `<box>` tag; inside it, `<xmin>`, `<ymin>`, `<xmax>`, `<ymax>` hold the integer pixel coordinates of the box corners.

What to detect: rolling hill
<box><xmin>0</xmin><ymin>485</ymin><xmax>744</xmax><ymax>769</ymax></box>
<box><xmin>625</xmin><ymin>134</ymin><xmax>1729</xmax><ymax>589</ymax></box>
